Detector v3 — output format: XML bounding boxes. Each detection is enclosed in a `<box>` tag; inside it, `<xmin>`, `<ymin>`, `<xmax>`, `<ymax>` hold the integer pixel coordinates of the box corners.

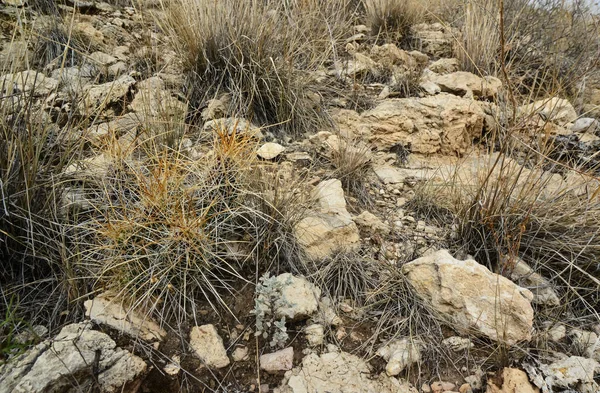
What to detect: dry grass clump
<box><xmin>0</xmin><ymin>82</ymin><xmax>84</xmax><ymax>332</ymax></box>
<box><xmin>363</xmin><ymin>0</ymin><xmax>426</xmax><ymax>42</ymax></box>
<box><xmin>32</xmin><ymin>18</ymin><xmax>91</xmax><ymax>69</ymax></box>
<box><xmin>457</xmin><ymin>0</ymin><xmax>600</xmax><ymax>97</ymax></box>
<box><xmin>158</xmin><ymin>0</ymin><xmax>354</xmax><ymax>134</ymax></box>
<box><xmin>329</xmin><ymin>136</ymin><xmax>373</xmax><ymax>206</ymax></box>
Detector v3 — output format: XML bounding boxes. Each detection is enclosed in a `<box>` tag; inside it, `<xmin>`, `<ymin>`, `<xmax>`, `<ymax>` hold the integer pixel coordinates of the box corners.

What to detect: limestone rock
<box><xmin>376</xmin><ymin>338</ymin><xmax>422</xmax><ymax>376</ymax></box>
<box><xmin>0</xmin><ymin>70</ymin><xmax>58</xmax><ymax>95</ymax></box>
<box><xmin>429</xmin><ymin>58</ymin><xmax>459</xmax><ymax>75</ymax></box>
<box><xmin>420</xmin><ymin>80</ymin><xmax>441</xmax><ymax>95</ymax></box>
<box><xmin>84</xmin><ymin>292</ymin><xmax>166</xmax><ymax>342</ymax></box>
<box><xmin>189</xmin><ymin>324</ymin><xmax>230</xmax><ymax>369</ymax></box>
<box><xmin>129</xmin><ymin>76</ymin><xmax>186</xmax><ymax>118</ymax></box>
<box><xmin>260</xmin><ymin>347</ymin><xmax>294</xmax><ymax>373</ymax></box>
<box><xmin>203</xmin><ymin>117</ymin><xmax>263</xmax><ymax>139</ymax></box>
<box><xmin>257</xmin><ymin>142</ymin><xmax>285</xmax><ymax>160</ymax></box>
<box><xmin>410</xmin><ymin>23</ymin><xmax>455</xmax><ymax>58</ymax></box>
<box><xmin>571</xmin><ymin>117</ymin><xmax>599</xmax><ymax>134</ymax></box>
<box><xmin>570</xmin><ymin>329</ymin><xmax>600</xmax><ymax>361</ymax></box>
<box><xmin>486</xmin><ymin>368</ymin><xmax>539</xmax><ymax>393</ymax></box>
<box><xmin>85</xmin><ymin>112</ymin><xmax>143</xmax><ymax>142</ymax></box>
<box><xmin>429</xmin><ymin>71</ymin><xmax>502</xmax><ymax>99</ymax></box>
<box><xmin>518</xmin><ymin>97</ymin><xmax>577</xmax><ymax>125</ymax></box>
<box><xmin>281</xmin><ymin>350</ymin><xmax>418</xmax><ymax>393</ymax></box>
<box><xmin>401</xmin><ymin>250</ymin><xmax>534</xmax><ymax>344</ymax></box>
<box><xmin>0</xmin><ymin>323</ymin><xmax>147</xmax><ymax>393</ymax></box>
<box><xmin>294</xmin><ymin>179</ymin><xmax>360</xmax><ymax>259</ymax></box>
<box><xmin>361</xmin><ymin>94</ymin><xmax>485</xmax><ymax>155</ymax></box>
<box><xmin>273</xmin><ymin>273</ymin><xmax>321</xmax><ymax>321</ymax></box>
<box><xmin>232</xmin><ymin>346</ymin><xmax>249</xmax><ymax>362</ymax></box>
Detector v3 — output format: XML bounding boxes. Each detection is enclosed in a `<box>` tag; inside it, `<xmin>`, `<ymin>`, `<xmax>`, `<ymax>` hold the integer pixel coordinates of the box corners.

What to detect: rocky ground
<box><xmin>1</xmin><ymin>1</ymin><xmax>600</xmax><ymax>393</ymax></box>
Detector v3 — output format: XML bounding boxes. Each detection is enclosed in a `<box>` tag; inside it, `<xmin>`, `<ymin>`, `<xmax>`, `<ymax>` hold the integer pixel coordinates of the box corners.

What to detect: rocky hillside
<box><xmin>1</xmin><ymin>0</ymin><xmax>599</xmax><ymax>392</ymax></box>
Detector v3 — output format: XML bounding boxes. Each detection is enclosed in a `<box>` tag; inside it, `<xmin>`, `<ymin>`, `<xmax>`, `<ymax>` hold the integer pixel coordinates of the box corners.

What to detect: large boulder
<box><xmin>280</xmin><ymin>350</ymin><xmax>418</xmax><ymax>393</ymax></box>
<box><xmin>361</xmin><ymin>94</ymin><xmax>485</xmax><ymax>155</ymax></box>
<box><xmin>401</xmin><ymin>250</ymin><xmax>534</xmax><ymax>344</ymax></box>
<box><xmin>294</xmin><ymin>179</ymin><xmax>360</xmax><ymax>259</ymax></box>
<box><xmin>0</xmin><ymin>323</ymin><xmax>147</xmax><ymax>393</ymax></box>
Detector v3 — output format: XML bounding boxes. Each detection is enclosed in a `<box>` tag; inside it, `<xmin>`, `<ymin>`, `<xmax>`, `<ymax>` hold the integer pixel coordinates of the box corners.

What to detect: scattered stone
<box><xmin>272</xmin><ymin>273</ymin><xmax>321</xmax><ymax>321</ymax></box>
<box><xmin>84</xmin><ymin>292</ymin><xmax>166</xmax><ymax>342</ymax></box>
<box><xmin>544</xmin><ymin>323</ymin><xmax>567</xmax><ymax>342</ymax></box>
<box><xmin>486</xmin><ymin>368</ymin><xmax>539</xmax><ymax>393</ymax></box>
<box><xmin>203</xmin><ymin>117</ymin><xmax>263</xmax><ymax>138</ymax></box>
<box><xmin>465</xmin><ymin>369</ymin><xmax>485</xmax><ymax>390</ymax></box>
<box><xmin>260</xmin><ymin>347</ymin><xmax>294</xmax><ymax>373</ymax></box>
<box><xmin>571</xmin><ymin>117</ymin><xmax>599</xmax><ymax>134</ymax></box>
<box><xmin>294</xmin><ymin>179</ymin><xmax>360</xmax><ymax>259</ymax></box>
<box><xmin>430</xmin><ymin>381</ymin><xmax>455</xmax><ymax>393</ymax></box>
<box><xmin>376</xmin><ymin>338</ymin><xmax>422</xmax><ymax>376</ymax></box>
<box><xmin>570</xmin><ymin>329</ymin><xmax>600</xmax><ymax>361</ymax></box>
<box><xmin>410</xmin><ymin>23</ymin><xmax>455</xmax><ymax>58</ymax></box>
<box><xmin>232</xmin><ymin>346</ymin><xmax>249</xmax><ymax>362</ymax></box>
<box><xmin>420</xmin><ymin>80</ymin><xmax>441</xmax><ymax>95</ymax></box>
<box><xmin>282</xmin><ymin>350</ymin><xmax>418</xmax><ymax>393</ymax></box>
<box><xmin>402</xmin><ymin>250</ymin><xmax>534</xmax><ymax>344</ymax></box>
<box><xmin>441</xmin><ymin>336</ymin><xmax>473</xmax><ymax>351</ymax></box>
<box><xmin>508</xmin><ymin>258</ymin><xmax>560</xmax><ymax>306</ymax></box>
<box><xmin>164</xmin><ymin>355</ymin><xmax>181</xmax><ymax>375</ymax></box>
<box><xmin>129</xmin><ymin>76</ymin><xmax>186</xmax><ymax>118</ymax></box>
<box><xmin>353</xmin><ymin>210</ymin><xmax>391</xmax><ymax>235</ymax></box>
<box><xmin>257</xmin><ymin>142</ymin><xmax>285</xmax><ymax>160</ymax></box>
<box><xmin>89</xmin><ymin>51</ymin><xmax>118</xmax><ymax>67</ymax></box>
<box><xmin>0</xmin><ymin>323</ymin><xmax>147</xmax><ymax>393</ymax></box>
<box><xmin>459</xmin><ymin>383</ymin><xmax>473</xmax><ymax>393</ymax></box>
<box><xmin>189</xmin><ymin>324</ymin><xmax>230</xmax><ymax>369</ymax></box>
<box><xmin>304</xmin><ymin>324</ymin><xmax>325</xmax><ymax>347</ymax></box>
<box><xmin>82</xmin><ymin>74</ymin><xmax>136</xmax><ymax>115</ymax></box>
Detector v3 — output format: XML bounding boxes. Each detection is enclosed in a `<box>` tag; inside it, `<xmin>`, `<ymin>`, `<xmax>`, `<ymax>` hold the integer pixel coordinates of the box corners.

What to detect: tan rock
<box><xmin>189</xmin><ymin>325</ymin><xmax>230</xmax><ymax>368</ymax></box>
<box><xmin>0</xmin><ymin>70</ymin><xmax>58</xmax><ymax>95</ymax></box>
<box><xmin>429</xmin><ymin>58</ymin><xmax>459</xmax><ymax>74</ymax></box>
<box><xmin>294</xmin><ymin>179</ymin><xmax>360</xmax><ymax>259</ymax></box>
<box><xmin>430</xmin><ymin>71</ymin><xmax>502</xmax><ymax>99</ymax></box>
<box><xmin>518</xmin><ymin>97</ymin><xmax>577</xmax><ymax>125</ymax></box>
<box><xmin>402</xmin><ymin>250</ymin><xmax>534</xmax><ymax>344</ymax></box>
<box><xmin>376</xmin><ymin>338</ymin><xmax>422</xmax><ymax>376</ymax></box>
<box><xmin>486</xmin><ymin>368</ymin><xmax>539</xmax><ymax>393</ymax></box>
<box><xmin>84</xmin><ymin>292</ymin><xmax>166</xmax><ymax>342</ymax></box>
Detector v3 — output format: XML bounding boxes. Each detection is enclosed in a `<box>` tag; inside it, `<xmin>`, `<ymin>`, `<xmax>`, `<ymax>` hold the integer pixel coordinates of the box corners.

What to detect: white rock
<box><xmin>82</xmin><ymin>75</ymin><xmax>136</xmax><ymax>114</ymax></box>
<box><xmin>189</xmin><ymin>325</ymin><xmax>230</xmax><ymax>368</ymax></box>
<box><xmin>260</xmin><ymin>347</ymin><xmax>294</xmax><ymax>373</ymax></box>
<box><xmin>164</xmin><ymin>355</ymin><xmax>181</xmax><ymax>375</ymax></box>
<box><xmin>84</xmin><ymin>292</ymin><xmax>166</xmax><ymax>342</ymax></box>
<box><xmin>0</xmin><ymin>323</ymin><xmax>147</xmax><ymax>393</ymax></box>
<box><xmin>376</xmin><ymin>338</ymin><xmax>422</xmax><ymax>376</ymax></box>
<box><xmin>257</xmin><ymin>142</ymin><xmax>285</xmax><ymax>160</ymax></box>
<box><xmin>571</xmin><ymin>117</ymin><xmax>599</xmax><ymax>133</ymax></box>
<box><xmin>283</xmin><ymin>350</ymin><xmax>418</xmax><ymax>393</ymax></box>
<box><xmin>570</xmin><ymin>329</ymin><xmax>600</xmax><ymax>361</ymax></box>
<box><xmin>420</xmin><ymin>80</ymin><xmax>441</xmax><ymax>95</ymax></box>
<box><xmin>274</xmin><ymin>273</ymin><xmax>321</xmax><ymax>321</ymax></box>
<box><xmin>429</xmin><ymin>58</ymin><xmax>459</xmax><ymax>74</ymax></box>
<box><xmin>304</xmin><ymin>324</ymin><xmax>325</xmax><ymax>346</ymax></box>
<box><xmin>541</xmin><ymin>356</ymin><xmax>599</xmax><ymax>388</ymax></box>
<box><xmin>402</xmin><ymin>250</ymin><xmax>534</xmax><ymax>345</ymax></box>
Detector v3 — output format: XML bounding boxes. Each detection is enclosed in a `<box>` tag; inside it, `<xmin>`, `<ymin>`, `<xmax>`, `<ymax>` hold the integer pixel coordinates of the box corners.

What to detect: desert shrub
<box><xmin>363</xmin><ymin>0</ymin><xmax>425</xmax><ymax>42</ymax></box>
<box><xmin>328</xmin><ymin>135</ymin><xmax>374</xmax><ymax>207</ymax></box>
<box><xmin>158</xmin><ymin>0</ymin><xmax>354</xmax><ymax>134</ymax></box>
